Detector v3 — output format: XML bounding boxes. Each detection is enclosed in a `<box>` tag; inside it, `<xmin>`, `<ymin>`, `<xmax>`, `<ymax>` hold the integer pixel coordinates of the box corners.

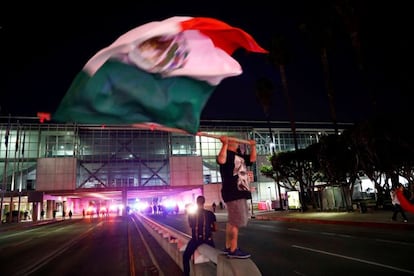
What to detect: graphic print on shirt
<box><xmin>233</xmin><ymin>155</ymin><xmax>249</xmax><ymax>191</ymax></box>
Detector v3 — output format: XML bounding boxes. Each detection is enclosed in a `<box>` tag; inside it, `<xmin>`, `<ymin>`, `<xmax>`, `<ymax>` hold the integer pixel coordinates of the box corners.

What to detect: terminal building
<box><xmin>0</xmin><ymin>117</ymin><xmax>345</xmax><ymax>222</ymax></box>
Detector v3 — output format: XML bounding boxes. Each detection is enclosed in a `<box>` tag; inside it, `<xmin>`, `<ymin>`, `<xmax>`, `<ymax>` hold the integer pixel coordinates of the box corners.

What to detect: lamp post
<box><xmin>275</xmin><ymin>171</ymin><xmax>283</xmax><ymax>210</ymax></box>
<box><xmin>268</xmin><ymin>186</ymin><xmax>272</xmax><ymax>200</ymax></box>
<box><xmin>268</xmin><ymin>187</ymin><xmax>272</xmax><ymax>210</ymax></box>
<box><xmin>250</xmin><ymin>186</ymin><xmax>255</xmax><ymax>219</ymax></box>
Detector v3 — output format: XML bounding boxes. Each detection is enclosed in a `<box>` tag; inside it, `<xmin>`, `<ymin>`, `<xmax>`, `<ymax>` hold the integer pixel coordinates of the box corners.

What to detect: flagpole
<box><xmin>131</xmin><ymin>123</ymin><xmax>252</xmax><ymax>144</ymax></box>
<box><xmin>1</xmin><ymin>115</ymin><xmax>11</xmax><ymax>223</ymax></box>
<box><xmin>0</xmin><ymin>149</ymin><xmax>7</xmax><ymax>223</ymax></box>
<box><xmin>10</xmin><ymin>122</ymin><xmax>19</xmax><ymax>222</ymax></box>
<box><xmin>17</xmin><ymin>129</ymin><xmax>24</xmax><ymax>222</ymax></box>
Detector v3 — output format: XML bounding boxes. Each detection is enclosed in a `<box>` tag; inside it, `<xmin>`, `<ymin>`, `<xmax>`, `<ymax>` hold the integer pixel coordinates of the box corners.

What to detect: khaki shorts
<box><xmin>226</xmin><ymin>199</ymin><xmax>249</xmax><ymax>227</ymax></box>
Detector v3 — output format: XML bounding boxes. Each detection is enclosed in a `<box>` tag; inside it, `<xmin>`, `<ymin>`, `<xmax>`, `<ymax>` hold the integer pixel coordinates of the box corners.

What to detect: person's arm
<box><xmin>211</xmin><ymin>221</ymin><xmax>218</xmax><ymax>232</ymax></box>
<box><xmin>249</xmin><ymin>139</ymin><xmax>257</xmax><ymax>163</ymax></box>
<box><xmin>210</xmin><ymin>212</ymin><xmax>218</xmax><ymax>232</ymax></box>
<box><xmin>217</xmin><ymin>136</ymin><xmax>228</xmax><ymax>165</ymax></box>
<box><xmin>188</xmin><ymin>215</ymin><xmax>194</xmax><ymax>228</ymax></box>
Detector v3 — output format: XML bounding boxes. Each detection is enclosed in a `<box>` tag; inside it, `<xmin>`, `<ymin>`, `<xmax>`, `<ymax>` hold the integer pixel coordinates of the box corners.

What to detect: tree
<box><xmin>255</xmin><ymin>77</ymin><xmax>285</xmax><ymax>210</ymax></box>
<box><xmin>268</xmin><ymin>34</ymin><xmax>299</xmax><ymax>151</ymax></box>
<box><xmin>298</xmin><ymin>1</ymin><xmax>342</xmax><ymax>135</ymax></box>
<box><xmin>255</xmin><ymin>77</ymin><xmax>276</xmax><ymax>153</ymax></box>
<box><xmin>317</xmin><ymin>133</ymin><xmax>359</xmax><ymax>210</ymax></box>
<box><xmin>266</xmin><ymin>144</ymin><xmax>323</xmax><ymax>209</ymax></box>
<box><xmin>349</xmin><ymin>114</ymin><xmax>414</xmax><ymax>201</ymax></box>
<box><xmin>267</xmin><ymin>34</ymin><xmax>307</xmax><ymax>210</ymax></box>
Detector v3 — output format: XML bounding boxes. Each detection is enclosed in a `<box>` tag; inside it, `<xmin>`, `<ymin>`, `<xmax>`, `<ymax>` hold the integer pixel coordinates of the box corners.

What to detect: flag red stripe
<box><xmin>180</xmin><ymin>17</ymin><xmax>268</xmax><ymax>55</ymax></box>
<box><xmin>397</xmin><ymin>190</ymin><xmax>414</xmax><ymax>214</ymax></box>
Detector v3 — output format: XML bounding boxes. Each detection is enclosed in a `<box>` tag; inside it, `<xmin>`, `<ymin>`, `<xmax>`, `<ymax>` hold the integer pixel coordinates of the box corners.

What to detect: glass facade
<box><xmin>0</xmin><ymin>118</ymin><xmax>344</xmax><ymax>221</ymax></box>
<box><xmin>0</xmin><ymin>121</ymin><xmax>340</xmax><ymax>192</ymax></box>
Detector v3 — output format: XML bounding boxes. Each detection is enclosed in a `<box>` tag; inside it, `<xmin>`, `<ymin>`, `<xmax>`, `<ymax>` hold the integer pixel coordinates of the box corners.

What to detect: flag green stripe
<box><xmin>53</xmin><ymin>60</ymin><xmax>215</xmax><ymax>134</ymax></box>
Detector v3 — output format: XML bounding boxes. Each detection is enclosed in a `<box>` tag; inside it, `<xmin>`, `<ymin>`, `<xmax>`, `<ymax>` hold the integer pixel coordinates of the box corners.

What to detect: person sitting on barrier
<box><xmin>183</xmin><ymin>195</ymin><xmax>217</xmax><ymax>276</ymax></box>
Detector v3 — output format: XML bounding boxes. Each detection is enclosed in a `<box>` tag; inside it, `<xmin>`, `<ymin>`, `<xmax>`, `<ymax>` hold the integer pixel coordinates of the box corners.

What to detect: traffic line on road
<box><xmin>292</xmin><ymin>245</ymin><xmax>414</xmax><ymax>274</ymax></box>
<box><xmin>375</xmin><ymin>238</ymin><xmax>414</xmax><ymax>246</ymax></box>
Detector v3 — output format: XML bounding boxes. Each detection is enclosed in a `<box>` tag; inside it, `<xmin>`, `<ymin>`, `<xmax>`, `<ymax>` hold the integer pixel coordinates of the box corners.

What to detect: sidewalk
<box><xmin>0</xmin><ymin>217</ymin><xmax>71</xmax><ymax>232</ymax></box>
<box><xmin>251</xmin><ymin>208</ymin><xmax>414</xmax><ymax>230</ymax></box>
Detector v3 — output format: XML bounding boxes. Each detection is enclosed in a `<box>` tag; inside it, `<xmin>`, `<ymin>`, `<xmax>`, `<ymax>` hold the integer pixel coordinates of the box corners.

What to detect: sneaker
<box><xmin>220</xmin><ymin>248</ymin><xmax>230</xmax><ymax>255</ymax></box>
<box><xmin>227</xmin><ymin>248</ymin><xmax>251</xmax><ymax>259</ymax></box>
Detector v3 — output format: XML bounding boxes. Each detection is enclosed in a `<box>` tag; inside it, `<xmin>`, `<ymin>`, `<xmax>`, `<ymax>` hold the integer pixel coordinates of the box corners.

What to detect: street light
<box><xmin>250</xmin><ymin>186</ymin><xmax>255</xmax><ymax>219</ymax></box>
<box><xmin>268</xmin><ymin>187</ymin><xmax>272</xmax><ymax>211</ymax></box>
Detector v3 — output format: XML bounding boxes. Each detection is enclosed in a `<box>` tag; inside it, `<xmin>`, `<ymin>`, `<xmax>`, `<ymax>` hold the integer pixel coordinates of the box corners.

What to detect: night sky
<box><xmin>1</xmin><ymin>1</ymin><xmax>412</xmax><ymax>124</ymax></box>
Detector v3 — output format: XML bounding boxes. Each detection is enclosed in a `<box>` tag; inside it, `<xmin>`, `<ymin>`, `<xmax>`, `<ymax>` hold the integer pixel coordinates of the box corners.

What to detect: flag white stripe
<box><xmin>82</xmin><ymin>16</ymin><xmax>242</xmax><ymax>85</ymax></box>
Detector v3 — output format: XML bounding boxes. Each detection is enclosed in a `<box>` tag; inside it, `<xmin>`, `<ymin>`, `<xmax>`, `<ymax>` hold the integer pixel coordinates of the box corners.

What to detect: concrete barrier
<box><xmin>135</xmin><ymin>214</ymin><xmax>262</xmax><ymax>275</ymax></box>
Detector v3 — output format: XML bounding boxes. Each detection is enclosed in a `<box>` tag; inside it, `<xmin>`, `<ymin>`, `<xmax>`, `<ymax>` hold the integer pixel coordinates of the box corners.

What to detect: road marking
<box><xmin>375</xmin><ymin>238</ymin><xmax>414</xmax><ymax>246</ymax></box>
<box><xmin>292</xmin><ymin>245</ymin><xmax>414</xmax><ymax>274</ymax></box>
<box><xmin>289</xmin><ymin>228</ymin><xmax>414</xmax><ymax>245</ymax></box>
<box><xmin>0</xmin><ymin>238</ymin><xmax>33</xmax><ymax>251</ymax></box>
<box><xmin>320</xmin><ymin>231</ymin><xmax>352</xmax><ymax>238</ymax></box>
<box><xmin>15</xmin><ymin>223</ymin><xmax>99</xmax><ymax>275</ymax></box>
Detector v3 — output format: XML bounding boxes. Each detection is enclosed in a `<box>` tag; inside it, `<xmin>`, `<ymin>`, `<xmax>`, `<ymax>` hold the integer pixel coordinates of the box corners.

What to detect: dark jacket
<box><xmin>188</xmin><ymin>209</ymin><xmax>216</xmax><ymax>241</ymax></box>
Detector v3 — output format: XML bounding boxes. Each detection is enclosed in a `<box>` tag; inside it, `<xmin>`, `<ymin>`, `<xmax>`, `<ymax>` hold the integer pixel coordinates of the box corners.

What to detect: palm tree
<box><xmin>334</xmin><ymin>0</ymin><xmax>378</xmax><ymax>116</ymax></box>
<box><xmin>255</xmin><ymin>77</ymin><xmax>285</xmax><ymax>210</ymax></box>
<box><xmin>298</xmin><ymin>1</ymin><xmax>340</xmax><ymax>135</ymax></box>
<box><xmin>268</xmin><ymin>34</ymin><xmax>299</xmax><ymax>151</ymax></box>
<box><xmin>255</xmin><ymin>77</ymin><xmax>275</xmax><ymax>153</ymax></box>
<box><xmin>266</xmin><ymin>34</ymin><xmax>307</xmax><ymax>211</ymax></box>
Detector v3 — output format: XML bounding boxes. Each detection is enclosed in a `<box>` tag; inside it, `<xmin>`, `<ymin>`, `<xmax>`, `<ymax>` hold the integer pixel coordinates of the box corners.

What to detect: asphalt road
<box><xmin>0</xmin><ymin>216</ymin><xmax>182</xmax><ymax>276</ymax></box>
<box><xmin>0</xmin><ymin>219</ymin><xmax>99</xmax><ymax>275</ymax></box>
<box><xmin>32</xmin><ymin>217</ymin><xmax>130</xmax><ymax>275</ymax></box>
<box><xmin>2</xmin><ymin>211</ymin><xmax>414</xmax><ymax>276</ymax></box>
<box><xmin>154</xmin><ymin>212</ymin><xmax>414</xmax><ymax>275</ymax></box>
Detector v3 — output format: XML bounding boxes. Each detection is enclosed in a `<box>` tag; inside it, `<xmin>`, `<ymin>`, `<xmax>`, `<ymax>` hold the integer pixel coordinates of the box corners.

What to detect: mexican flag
<box><xmin>53</xmin><ymin>16</ymin><xmax>267</xmax><ymax>134</ymax></box>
